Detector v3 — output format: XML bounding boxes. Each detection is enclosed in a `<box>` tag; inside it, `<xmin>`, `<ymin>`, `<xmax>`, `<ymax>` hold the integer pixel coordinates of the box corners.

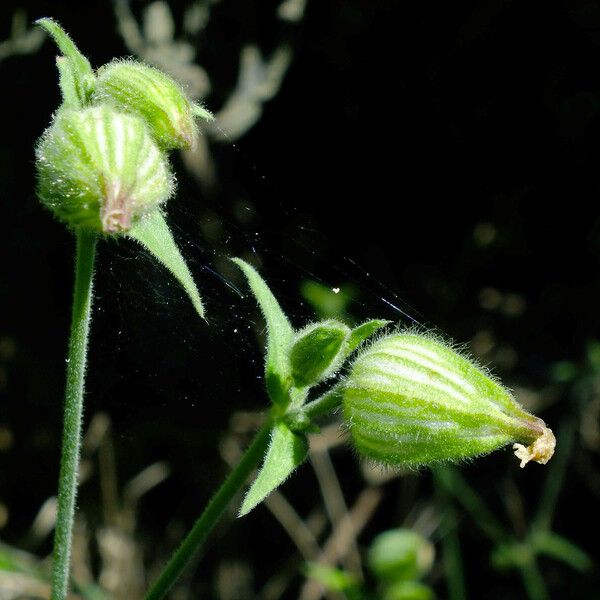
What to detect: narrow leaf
<box><xmin>240</xmin><ymin>422</ymin><xmax>308</xmax><ymax>516</ymax></box>
<box><xmin>530</xmin><ymin>531</ymin><xmax>593</xmax><ymax>572</ymax></box>
<box><xmin>36</xmin><ymin>18</ymin><xmax>94</xmax><ymax>105</ymax></box>
<box><xmin>346</xmin><ymin>319</ymin><xmax>390</xmax><ymax>354</ymax></box>
<box><xmin>129</xmin><ymin>211</ymin><xmax>205</xmax><ymax>319</ymax></box>
<box><xmin>231</xmin><ymin>258</ymin><xmax>294</xmax><ymax>406</ymax></box>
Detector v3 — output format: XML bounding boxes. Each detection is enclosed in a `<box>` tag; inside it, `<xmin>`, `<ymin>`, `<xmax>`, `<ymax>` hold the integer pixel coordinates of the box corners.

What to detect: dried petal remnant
<box><xmin>513</xmin><ymin>426</ymin><xmax>556</xmax><ymax>468</ymax></box>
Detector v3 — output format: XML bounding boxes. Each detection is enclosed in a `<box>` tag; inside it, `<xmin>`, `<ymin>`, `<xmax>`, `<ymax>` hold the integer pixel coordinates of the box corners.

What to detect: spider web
<box><xmin>82</xmin><ymin>132</ymin><xmax>432</xmax><ymax>498</ymax></box>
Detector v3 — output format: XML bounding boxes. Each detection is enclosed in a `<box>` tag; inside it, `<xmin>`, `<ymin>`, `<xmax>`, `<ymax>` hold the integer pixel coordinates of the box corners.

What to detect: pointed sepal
<box><xmin>129</xmin><ymin>211</ymin><xmax>205</xmax><ymax>319</ymax></box>
<box><xmin>36</xmin><ymin>18</ymin><xmax>94</xmax><ymax>106</ymax></box>
<box><xmin>239</xmin><ymin>422</ymin><xmax>308</xmax><ymax>516</ymax></box>
<box><xmin>231</xmin><ymin>258</ymin><xmax>294</xmax><ymax>407</ymax></box>
<box><xmin>346</xmin><ymin>319</ymin><xmax>390</xmax><ymax>354</ymax></box>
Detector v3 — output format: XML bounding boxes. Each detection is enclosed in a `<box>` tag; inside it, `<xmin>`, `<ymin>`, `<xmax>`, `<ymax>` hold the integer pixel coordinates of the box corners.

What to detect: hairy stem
<box><xmin>303</xmin><ymin>384</ymin><xmax>344</xmax><ymax>420</ymax></box>
<box><xmin>51</xmin><ymin>230</ymin><xmax>97</xmax><ymax>600</ymax></box>
<box><xmin>144</xmin><ymin>420</ymin><xmax>273</xmax><ymax>600</ymax></box>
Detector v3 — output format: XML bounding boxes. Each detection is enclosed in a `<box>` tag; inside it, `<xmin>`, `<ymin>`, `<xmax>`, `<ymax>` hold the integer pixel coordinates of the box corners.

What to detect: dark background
<box><xmin>1</xmin><ymin>1</ymin><xmax>600</xmax><ymax>598</ymax></box>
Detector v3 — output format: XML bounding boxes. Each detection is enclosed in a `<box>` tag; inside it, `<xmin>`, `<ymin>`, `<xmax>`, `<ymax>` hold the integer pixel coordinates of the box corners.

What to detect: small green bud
<box><xmin>302</xmin><ymin>563</ymin><xmax>359</xmax><ymax>593</ymax></box>
<box><xmin>36</xmin><ymin>105</ymin><xmax>174</xmax><ymax>233</ymax></box>
<box><xmin>343</xmin><ymin>332</ymin><xmax>555</xmax><ymax>468</ymax></box>
<box><xmin>290</xmin><ymin>320</ymin><xmax>351</xmax><ymax>387</ymax></box>
<box><xmin>284</xmin><ymin>410</ymin><xmax>320</xmax><ymax>434</ymax></box>
<box><xmin>368</xmin><ymin>529</ymin><xmax>434</xmax><ymax>584</ymax></box>
<box><xmin>91</xmin><ymin>60</ymin><xmax>212</xmax><ymax>150</ymax></box>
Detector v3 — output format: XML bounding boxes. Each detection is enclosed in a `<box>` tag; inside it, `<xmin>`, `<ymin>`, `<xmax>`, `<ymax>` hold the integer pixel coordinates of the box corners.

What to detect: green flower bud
<box><xmin>290</xmin><ymin>320</ymin><xmax>351</xmax><ymax>388</ymax></box>
<box><xmin>368</xmin><ymin>529</ymin><xmax>434</xmax><ymax>583</ymax></box>
<box><xmin>36</xmin><ymin>105</ymin><xmax>174</xmax><ymax>233</ymax></box>
<box><xmin>343</xmin><ymin>332</ymin><xmax>555</xmax><ymax>468</ymax></box>
<box><xmin>91</xmin><ymin>60</ymin><xmax>212</xmax><ymax>150</ymax></box>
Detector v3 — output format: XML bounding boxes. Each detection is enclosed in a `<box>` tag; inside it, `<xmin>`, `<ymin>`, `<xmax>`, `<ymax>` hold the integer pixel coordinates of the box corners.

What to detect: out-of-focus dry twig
<box><xmin>0</xmin><ymin>571</ymin><xmax>50</xmax><ymax>600</ymax></box>
<box><xmin>0</xmin><ymin>10</ymin><xmax>45</xmax><ymax>63</ymax></box>
<box><xmin>309</xmin><ymin>434</ymin><xmax>362</xmax><ymax>577</ymax></box>
<box><xmin>10</xmin><ymin>412</ymin><xmax>170</xmax><ymax>600</ymax></box>
<box><xmin>113</xmin><ymin>0</ymin><xmax>211</xmax><ymax>98</ymax></box>
<box><xmin>298</xmin><ymin>487</ymin><xmax>384</xmax><ymax>600</ymax></box>
<box><xmin>112</xmin><ymin>0</ymin><xmax>299</xmax><ymax>189</ymax></box>
<box><xmin>221</xmin><ymin>412</ymin><xmax>322</xmax><ymax>561</ymax></box>
<box><xmin>227</xmin><ymin>413</ymin><xmax>388</xmax><ymax>600</ymax></box>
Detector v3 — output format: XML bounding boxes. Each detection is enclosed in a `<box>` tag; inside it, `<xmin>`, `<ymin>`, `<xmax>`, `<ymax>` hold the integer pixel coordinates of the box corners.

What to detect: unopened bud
<box><xmin>343</xmin><ymin>332</ymin><xmax>555</xmax><ymax>468</ymax></box>
<box><xmin>92</xmin><ymin>60</ymin><xmax>212</xmax><ymax>150</ymax></box>
<box><xmin>290</xmin><ymin>320</ymin><xmax>351</xmax><ymax>388</ymax></box>
<box><xmin>36</xmin><ymin>105</ymin><xmax>174</xmax><ymax>233</ymax></box>
<box><xmin>368</xmin><ymin>529</ymin><xmax>434</xmax><ymax>583</ymax></box>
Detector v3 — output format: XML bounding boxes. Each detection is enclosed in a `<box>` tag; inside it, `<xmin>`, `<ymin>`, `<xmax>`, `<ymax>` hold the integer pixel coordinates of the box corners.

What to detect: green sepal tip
<box><xmin>129</xmin><ymin>211</ymin><xmax>205</xmax><ymax>319</ymax></box>
<box><xmin>346</xmin><ymin>319</ymin><xmax>390</xmax><ymax>353</ymax></box>
<box><xmin>36</xmin><ymin>18</ymin><xmax>94</xmax><ymax>107</ymax></box>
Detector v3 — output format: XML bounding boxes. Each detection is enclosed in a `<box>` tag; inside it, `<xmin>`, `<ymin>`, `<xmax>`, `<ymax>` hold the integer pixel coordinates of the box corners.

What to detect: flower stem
<box><xmin>433</xmin><ymin>469</ymin><xmax>467</xmax><ymax>600</ymax></box>
<box><xmin>303</xmin><ymin>383</ymin><xmax>344</xmax><ymax>420</ymax></box>
<box><xmin>51</xmin><ymin>230</ymin><xmax>97</xmax><ymax>600</ymax></box>
<box><xmin>144</xmin><ymin>420</ymin><xmax>273</xmax><ymax>600</ymax></box>
<box><xmin>520</xmin><ymin>560</ymin><xmax>549</xmax><ymax>600</ymax></box>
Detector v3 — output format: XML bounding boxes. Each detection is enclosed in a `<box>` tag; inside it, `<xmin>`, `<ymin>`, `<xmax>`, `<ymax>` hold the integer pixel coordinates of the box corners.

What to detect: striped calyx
<box><xmin>36</xmin><ymin>105</ymin><xmax>174</xmax><ymax>234</ymax></box>
<box><xmin>343</xmin><ymin>333</ymin><xmax>555</xmax><ymax>468</ymax></box>
<box><xmin>92</xmin><ymin>60</ymin><xmax>212</xmax><ymax>151</ymax></box>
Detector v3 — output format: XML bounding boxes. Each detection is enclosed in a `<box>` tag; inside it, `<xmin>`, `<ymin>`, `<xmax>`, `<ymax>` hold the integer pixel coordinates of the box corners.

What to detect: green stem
<box><xmin>532</xmin><ymin>420</ymin><xmax>575</xmax><ymax>532</ymax></box>
<box><xmin>441</xmin><ymin>509</ymin><xmax>466</xmax><ymax>600</ymax></box>
<box><xmin>51</xmin><ymin>230</ymin><xmax>97</xmax><ymax>600</ymax></box>
<box><xmin>435</xmin><ymin>468</ymin><xmax>506</xmax><ymax>544</ymax></box>
<box><xmin>434</xmin><ymin>470</ymin><xmax>467</xmax><ymax>600</ymax></box>
<box><xmin>519</xmin><ymin>560</ymin><xmax>549</xmax><ymax>600</ymax></box>
<box><xmin>303</xmin><ymin>384</ymin><xmax>344</xmax><ymax>420</ymax></box>
<box><xmin>144</xmin><ymin>420</ymin><xmax>273</xmax><ymax>600</ymax></box>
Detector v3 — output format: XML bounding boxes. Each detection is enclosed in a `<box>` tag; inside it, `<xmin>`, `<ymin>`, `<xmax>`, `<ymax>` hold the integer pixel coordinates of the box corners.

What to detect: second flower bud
<box><xmin>92</xmin><ymin>60</ymin><xmax>212</xmax><ymax>151</ymax></box>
